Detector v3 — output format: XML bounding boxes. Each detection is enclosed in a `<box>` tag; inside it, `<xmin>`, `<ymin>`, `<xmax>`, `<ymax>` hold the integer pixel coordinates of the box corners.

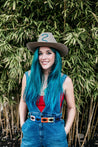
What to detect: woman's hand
<box><xmin>64</xmin><ymin>127</ymin><xmax>69</xmax><ymax>135</ymax></box>
<box><xmin>21</xmin><ymin>121</ymin><xmax>25</xmax><ymax>128</ymax></box>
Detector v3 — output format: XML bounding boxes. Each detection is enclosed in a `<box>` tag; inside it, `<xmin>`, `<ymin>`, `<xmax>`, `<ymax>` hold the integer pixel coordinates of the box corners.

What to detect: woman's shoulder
<box><xmin>61</xmin><ymin>72</ymin><xmax>67</xmax><ymax>78</ymax></box>
<box><xmin>61</xmin><ymin>72</ymin><xmax>72</xmax><ymax>83</ymax></box>
<box><xmin>63</xmin><ymin>75</ymin><xmax>73</xmax><ymax>89</ymax></box>
<box><xmin>25</xmin><ymin>70</ymin><xmax>31</xmax><ymax>76</ymax></box>
<box><xmin>62</xmin><ymin>73</ymin><xmax>73</xmax><ymax>89</ymax></box>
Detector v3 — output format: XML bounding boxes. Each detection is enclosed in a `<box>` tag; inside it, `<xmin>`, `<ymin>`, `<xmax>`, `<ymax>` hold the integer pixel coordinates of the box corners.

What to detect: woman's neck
<box><xmin>40</xmin><ymin>73</ymin><xmax>48</xmax><ymax>96</ymax></box>
<box><xmin>43</xmin><ymin>70</ymin><xmax>50</xmax><ymax>81</ymax></box>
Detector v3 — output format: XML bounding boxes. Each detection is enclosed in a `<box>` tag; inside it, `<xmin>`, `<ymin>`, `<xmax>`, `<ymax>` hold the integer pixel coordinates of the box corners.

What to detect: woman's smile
<box><xmin>39</xmin><ymin>47</ymin><xmax>55</xmax><ymax>72</ymax></box>
<box><xmin>41</xmin><ymin>61</ymin><xmax>49</xmax><ymax>65</ymax></box>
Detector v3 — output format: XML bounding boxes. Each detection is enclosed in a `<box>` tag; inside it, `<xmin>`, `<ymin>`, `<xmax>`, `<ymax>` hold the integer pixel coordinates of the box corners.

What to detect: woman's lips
<box><xmin>41</xmin><ymin>61</ymin><xmax>49</xmax><ymax>65</ymax></box>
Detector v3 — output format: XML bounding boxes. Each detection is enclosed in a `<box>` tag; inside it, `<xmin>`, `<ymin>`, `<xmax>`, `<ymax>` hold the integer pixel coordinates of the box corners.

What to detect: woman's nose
<box><xmin>41</xmin><ymin>54</ymin><xmax>47</xmax><ymax>59</ymax></box>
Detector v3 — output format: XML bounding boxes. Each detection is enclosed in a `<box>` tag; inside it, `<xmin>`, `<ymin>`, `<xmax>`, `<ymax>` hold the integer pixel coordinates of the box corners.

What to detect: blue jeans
<box><xmin>21</xmin><ymin>115</ymin><xmax>68</xmax><ymax>147</ymax></box>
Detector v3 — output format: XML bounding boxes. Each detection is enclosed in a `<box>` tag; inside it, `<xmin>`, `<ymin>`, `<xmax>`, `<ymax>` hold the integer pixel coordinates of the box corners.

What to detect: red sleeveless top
<box><xmin>36</xmin><ymin>96</ymin><xmax>45</xmax><ymax>112</ymax></box>
<box><xmin>36</xmin><ymin>93</ymin><xmax>64</xmax><ymax>112</ymax></box>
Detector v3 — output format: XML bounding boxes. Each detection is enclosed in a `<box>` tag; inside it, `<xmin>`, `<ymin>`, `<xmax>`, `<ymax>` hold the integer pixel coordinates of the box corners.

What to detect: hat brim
<box><xmin>26</xmin><ymin>42</ymin><xmax>68</xmax><ymax>57</ymax></box>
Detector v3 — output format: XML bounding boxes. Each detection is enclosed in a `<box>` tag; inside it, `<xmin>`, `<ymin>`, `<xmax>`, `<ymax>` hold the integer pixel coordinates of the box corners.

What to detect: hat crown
<box><xmin>38</xmin><ymin>32</ymin><xmax>57</xmax><ymax>43</ymax></box>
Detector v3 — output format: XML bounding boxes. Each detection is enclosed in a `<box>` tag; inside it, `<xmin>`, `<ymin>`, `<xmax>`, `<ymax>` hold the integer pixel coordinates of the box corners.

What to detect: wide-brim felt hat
<box><xmin>26</xmin><ymin>32</ymin><xmax>68</xmax><ymax>57</ymax></box>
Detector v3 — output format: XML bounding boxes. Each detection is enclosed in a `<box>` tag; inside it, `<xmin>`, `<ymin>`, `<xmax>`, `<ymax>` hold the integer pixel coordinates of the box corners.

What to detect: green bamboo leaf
<box><xmin>81</xmin><ymin>1</ymin><xmax>83</xmax><ymax>10</ymax></box>
<box><xmin>13</xmin><ymin>1</ymin><xmax>16</xmax><ymax>10</ymax></box>
<box><xmin>89</xmin><ymin>11</ymin><xmax>98</xmax><ymax>22</ymax></box>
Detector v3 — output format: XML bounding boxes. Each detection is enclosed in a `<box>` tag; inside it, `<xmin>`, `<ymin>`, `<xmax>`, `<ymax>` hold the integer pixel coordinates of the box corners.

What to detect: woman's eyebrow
<box><xmin>46</xmin><ymin>50</ymin><xmax>52</xmax><ymax>52</ymax></box>
<box><xmin>39</xmin><ymin>50</ymin><xmax>43</xmax><ymax>53</ymax></box>
<box><xmin>39</xmin><ymin>50</ymin><xmax>52</xmax><ymax>53</ymax></box>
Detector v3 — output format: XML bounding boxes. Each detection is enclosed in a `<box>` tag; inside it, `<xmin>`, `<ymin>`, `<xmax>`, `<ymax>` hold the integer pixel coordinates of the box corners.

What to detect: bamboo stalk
<box><xmin>5</xmin><ymin>102</ymin><xmax>9</xmax><ymax>136</ymax></box>
<box><xmin>3</xmin><ymin>105</ymin><xmax>6</xmax><ymax>135</ymax></box>
<box><xmin>69</xmin><ymin>119</ymin><xmax>76</xmax><ymax>146</ymax></box>
<box><xmin>17</xmin><ymin>94</ymin><xmax>20</xmax><ymax>131</ymax></box>
<box><xmin>79</xmin><ymin>104</ymin><xmax>85</xmax><ymax>133</ymax></box>
<box><xmin>1</xmin><ymin>119</ymin><xmax>5</xmax><ymax>135</ymax></box>
<box><xmin>75</xmin><ymin>93</ymin><xmax>83</xmax><ymax>146</ymax></box>
<box><xmin>11</xmin><ymin>104</ymin><xmax>14</xmax><ymax>135</ymax></box>
<box><xmin>0</xmin><ymin>104</ymin><xmax>4</xmax><ymax>135</ymax></box>
<box><xmin>68</xmin><ymin>130</ymin><xmax>71</xmax><ymax>147</ymax></box>
<box><xmin>72</xmin><ymin>118</ymin><xmax>76</xmax><ymax>144</ymax></box>
<box><xmin>85</xmin><ymin>102</ymin><xmax>88</xmax><ymax>131</ymax></box>
<box><xmin>91</xmin><ymin>102</ymin><xmax>98</xmax><ymax>139</ymax></box>
<box><xmin>90</xmin><ymin>102</ymin><xmax>98</xmax><ymax>138</ymax></box>
<box><xmin>4</xmin><ymin>102</ymin><xmax>12</xmax><ymax>139</ymax></box>
<box><xmin>77</xmin><ymin>111</ymin><xmax>81</xmax><ymax>147</ymax></box>
<box><xmin>87</xmin><ymin>97</ymin><xmax>93</xmax><ymax>141</ymax></box>
<box><xmin>81</xmin><ymin>98</ymin><xmax>95</xmax><ymax>147</ymax></box>
<box><xmin>64</xmin><ymin>0</ymin><xmax>66</xmax><ymax>32</ymax></box>
<box><xmin>75</xmin><ymin>111</ymin><xmax>81</xmax><ymax>147</ymax></box>
<box><xmin>91</xmin><ymin>117</ymin><xmax>98</xmax><ymax>139</ymax></box>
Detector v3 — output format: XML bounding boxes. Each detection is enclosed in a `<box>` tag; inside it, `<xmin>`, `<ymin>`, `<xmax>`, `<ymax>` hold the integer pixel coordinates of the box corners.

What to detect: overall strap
<box><xmin>60</xmin><ymin>74</ymin><xmax>67</xmax><ymax>112</ymax></box>
<box><xmin>25</xmin><ymin>71</ymin><xmax>29</xmax><ymax>81</ymax></box>
<box><xmin>25</xmin><ymin>70</ymin><xmax>30</xmax><ymax>81</ymax></box>
<box><xmin>61</xmin><ymin>74</ymin><xmax>67</xmax><ymax>84</ymax></box>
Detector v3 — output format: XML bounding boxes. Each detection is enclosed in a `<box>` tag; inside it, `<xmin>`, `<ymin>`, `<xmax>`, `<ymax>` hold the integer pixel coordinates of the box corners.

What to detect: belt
<box><xmin>28</xmin><ymin>115</ymin><xmax>63</xmax><ymax>123</ymax></box>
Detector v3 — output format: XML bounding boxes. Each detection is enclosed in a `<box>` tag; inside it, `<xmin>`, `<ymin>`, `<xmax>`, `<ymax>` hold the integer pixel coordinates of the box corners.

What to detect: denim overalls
<box><xmin>21</xmin><ymin>71</ymin><xmax>68</xmax><ymax>147</ymax></box>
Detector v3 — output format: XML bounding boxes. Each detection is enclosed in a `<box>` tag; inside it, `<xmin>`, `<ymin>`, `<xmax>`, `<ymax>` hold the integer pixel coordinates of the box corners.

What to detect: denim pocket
<box><xmin>22</xmin><ymin>119</ymin><xmax>39</xmax><ymax>138</ymax></box>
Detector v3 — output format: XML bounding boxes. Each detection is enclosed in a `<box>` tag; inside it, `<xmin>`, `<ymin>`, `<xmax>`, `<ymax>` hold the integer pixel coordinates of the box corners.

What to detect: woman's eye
<box><xmin>38</xmin><ymin>52</ymin><xmax>52</xmax><ymax>55</ymax></box>
<box><xmin>47</xmin><ymin>52</ymin><xmax>52</xmax><ymax>54</ymax></box>
<box><xmin>38</xmin><ymin>52</ymin><xmax>42</xmax><ymax>55</ymax></box>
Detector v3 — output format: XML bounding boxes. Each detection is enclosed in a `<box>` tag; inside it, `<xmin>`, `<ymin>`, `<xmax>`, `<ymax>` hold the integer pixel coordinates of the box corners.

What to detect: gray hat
<box><xmin>26</xmin><ymin>32</ymin><xmax>68</xmax><ymax>57</ymax></box>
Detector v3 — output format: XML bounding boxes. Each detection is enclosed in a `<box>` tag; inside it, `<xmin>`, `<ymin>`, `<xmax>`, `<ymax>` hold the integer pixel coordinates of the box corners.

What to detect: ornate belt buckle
<box><xmin>30</xmin><ymin>115</ymin><xmax>35</xmax><ymax>121</ymax></box>
<box><xmin>48</xmin><ymin>117</ymin><xmax>54</xmax><ymax>122</ymax></box>
<box><xmin>41</xmin><ymin>117</ymin><xmax>48</xmax><ymax>123</ymax></box>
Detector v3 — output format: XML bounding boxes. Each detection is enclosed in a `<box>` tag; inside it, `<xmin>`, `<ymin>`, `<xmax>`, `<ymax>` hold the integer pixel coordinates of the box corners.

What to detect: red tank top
<box><xmin>36</xmin><ymin>96</ymin><xmax>45</xmax><ymax>112</ymax></box>
<box><xmin>36</xmin><ymin>94</ymin><xmax>64</xmax><ymax>112</ymax></box>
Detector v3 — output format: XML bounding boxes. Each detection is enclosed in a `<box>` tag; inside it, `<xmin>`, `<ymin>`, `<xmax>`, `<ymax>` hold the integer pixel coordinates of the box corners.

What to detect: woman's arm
<box><xmin>63</xmin><ymin>76</ymin><xmax>76</xmax><ymax>135</ymax></box>
<box><xmin>19</xmin><ymin>73</ymin><xmax>27</xmax><ymax>127</ymax></box>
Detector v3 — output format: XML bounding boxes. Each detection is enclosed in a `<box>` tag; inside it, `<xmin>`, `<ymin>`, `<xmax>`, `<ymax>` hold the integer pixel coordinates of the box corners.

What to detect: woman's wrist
<box><xmin>20</xmin><ymin>121</ymin><xmax>25</xmax><ymax>127</ymax></box>
<box><xmin>65</xmin><ymin>127</ymin><xmax>69</xmax><ymax>135</ymax></box>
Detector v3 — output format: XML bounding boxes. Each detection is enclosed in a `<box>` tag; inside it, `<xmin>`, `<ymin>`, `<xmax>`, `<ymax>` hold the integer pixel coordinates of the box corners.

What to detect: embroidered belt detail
<box><xmin>29</xmin><ymin>115</ymin><xmax>63</xmax><ymax>123</ymax></box>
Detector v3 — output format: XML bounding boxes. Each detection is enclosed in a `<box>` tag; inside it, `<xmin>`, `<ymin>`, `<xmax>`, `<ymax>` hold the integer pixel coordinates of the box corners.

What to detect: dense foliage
<box><xmin>0</xmin><ymin>0</ymin><xmax>97</xmax><ymax>146</ymax></box>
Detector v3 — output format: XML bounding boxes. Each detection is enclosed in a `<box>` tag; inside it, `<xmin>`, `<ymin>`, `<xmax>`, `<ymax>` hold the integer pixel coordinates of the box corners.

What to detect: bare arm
<box><xmin>63</xmin><ymin>76</ymin><xmax>76</xmax><ymax>135</ymax></box>
<box><xmin>19</xmin><ymin>73</ymin><xmax>27</xmax><ymax>127</ymax></box>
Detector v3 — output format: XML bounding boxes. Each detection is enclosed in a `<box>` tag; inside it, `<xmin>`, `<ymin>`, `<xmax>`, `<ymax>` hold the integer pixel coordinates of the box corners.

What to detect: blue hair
<box><xmin>24</xmin><ymin>49</ymin><xmax>42</xmax><ymax>102</ymax></box>
<box><xmin>24</xmin><ymin>48</ymin><xmax>63</xmax><ymax>110</ymax></box>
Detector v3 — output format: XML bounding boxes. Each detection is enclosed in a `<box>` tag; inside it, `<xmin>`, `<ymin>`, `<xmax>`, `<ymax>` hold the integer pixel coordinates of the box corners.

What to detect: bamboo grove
<box><xmin>0</xmin><ymin>0</ymin><xmax>98</xmax><ymax>146</ymax></box>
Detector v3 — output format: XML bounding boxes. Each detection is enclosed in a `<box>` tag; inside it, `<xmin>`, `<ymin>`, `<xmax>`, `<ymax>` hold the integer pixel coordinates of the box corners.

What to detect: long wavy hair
<box><xmin>23</xmin><ymin>47</ymin><xmax>63</xmax><ymax>110</ymax></box>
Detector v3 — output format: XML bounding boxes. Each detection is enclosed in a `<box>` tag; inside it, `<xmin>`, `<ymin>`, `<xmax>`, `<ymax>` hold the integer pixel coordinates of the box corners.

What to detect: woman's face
<box><xmin>39</xmin><ymin>47</ymin><xmax>55</xmax><ymax>73</ymax></box>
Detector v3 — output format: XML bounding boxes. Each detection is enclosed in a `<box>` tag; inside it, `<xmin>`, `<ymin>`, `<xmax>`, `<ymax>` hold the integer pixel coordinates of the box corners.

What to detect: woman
<box><xmin>19</xmin><ymin>32</ymin><xmax>76</xmax><ymax>147</ymax></box>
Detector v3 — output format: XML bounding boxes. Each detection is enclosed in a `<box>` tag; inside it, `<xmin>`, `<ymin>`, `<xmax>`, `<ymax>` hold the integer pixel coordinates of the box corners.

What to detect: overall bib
<box><xmin>21</xmin><ymin>71</ymin><xmax>68</xmax><ymax>147</ymax></box>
